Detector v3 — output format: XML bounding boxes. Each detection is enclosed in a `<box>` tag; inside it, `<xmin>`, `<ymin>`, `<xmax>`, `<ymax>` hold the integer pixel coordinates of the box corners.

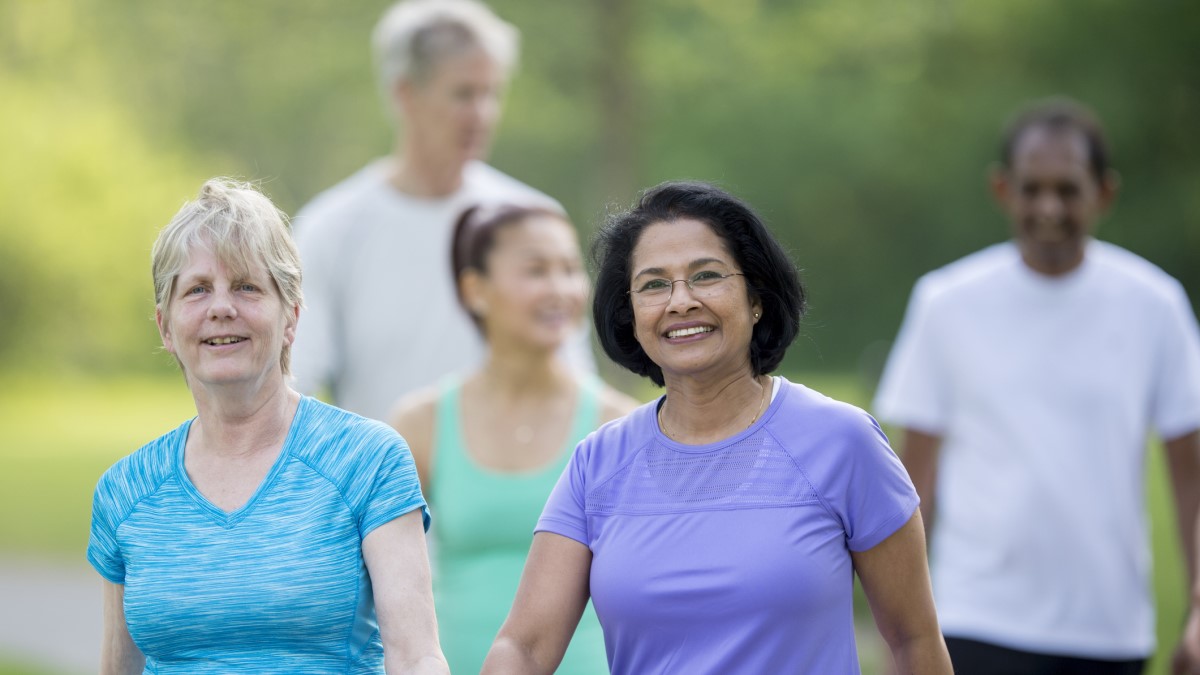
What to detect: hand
<box><xmin>1173</xmin><ymin>608</ymin><xmax>1200</xmax><ymax>675</ymax></box>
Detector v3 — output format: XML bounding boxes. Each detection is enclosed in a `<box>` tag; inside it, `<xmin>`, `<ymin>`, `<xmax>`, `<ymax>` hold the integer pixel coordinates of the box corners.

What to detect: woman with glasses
<box><xmin>482</xmin><ymin>181</ymin><xmax>952</xmax><ymax>674</ymax></box>
<box><xmin>389</xmin><ymin>204</ymin><xmax>636</xmax><ymax>675</ymax></box>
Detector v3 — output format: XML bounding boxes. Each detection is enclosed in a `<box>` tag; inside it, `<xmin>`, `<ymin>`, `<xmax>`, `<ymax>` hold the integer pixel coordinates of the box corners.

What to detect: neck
<box><xmin>478</xmin><ymin>343</ymin><xmax>572</xmax><ymax>400</ymax></box>
<box><xmin>659</xmin><ymin>368</ymin><xmax>768</xmax><ymax>444</ymax></box>
<box><xmin>390</xmin><ymin>142</ymin><xmax>466</xmax><ymax>198</ymax></box>
<box><xmin>188</xmin><ymin>375</ymin><xmax>299</xmax><ymax>459</ymax></box>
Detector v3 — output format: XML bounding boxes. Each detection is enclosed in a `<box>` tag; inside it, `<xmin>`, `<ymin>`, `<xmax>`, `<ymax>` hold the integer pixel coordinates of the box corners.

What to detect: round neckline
<box><xmin>652</xmin><ymin>376</ymin><xmax>785</xmax><ymax>454</ymax></box>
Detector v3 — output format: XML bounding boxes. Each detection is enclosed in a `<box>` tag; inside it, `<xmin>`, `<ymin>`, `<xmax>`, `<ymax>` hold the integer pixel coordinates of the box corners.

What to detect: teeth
<box><xmin>667</xmin><ymin>326</ymin><xmax>714</xmax><ymax>339</ymax></box>
<box><xmin>206</xmin><ymin>337</ymin><xmax>245</xmax><ymax>345</ymax></box>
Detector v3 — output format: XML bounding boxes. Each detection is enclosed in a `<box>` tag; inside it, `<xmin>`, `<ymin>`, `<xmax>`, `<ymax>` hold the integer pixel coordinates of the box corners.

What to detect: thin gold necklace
<box><xmin>658</xmin><ymin>376</ymin><xmax>770</xmax><ymax>441</ymax></box>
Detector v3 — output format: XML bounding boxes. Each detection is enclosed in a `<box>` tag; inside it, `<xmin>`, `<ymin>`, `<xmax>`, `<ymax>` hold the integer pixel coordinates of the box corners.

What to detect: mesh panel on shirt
<box><xmin>586</xmin><ymin>434</ymin><xmax>819</xmax><ymax>515</ymax></box>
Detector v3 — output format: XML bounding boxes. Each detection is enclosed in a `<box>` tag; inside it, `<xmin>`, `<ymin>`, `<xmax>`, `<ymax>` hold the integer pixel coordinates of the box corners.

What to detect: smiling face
<box><xmin>629</xmin><ymin>219</ymin><xmax>761</xmax><ymax>386</ymax></box>
<box><xmin>462</xmin><ymin>214</ymin><xmax>587</xmax><ymax>352</ymax></box>
<box><xmin>397</xmin><ymin>45</ymin><xmax>504</xmax><ymax>170</ymax></box>
<box><xmin>993</xmin><ymin>125</ymin><xmax>1116</xmax><ymax>276</ymax></box>
<box><xmin>157</xmin><ymin>245</ymin><xmax>298</xmax><ymax>391</ymax></box>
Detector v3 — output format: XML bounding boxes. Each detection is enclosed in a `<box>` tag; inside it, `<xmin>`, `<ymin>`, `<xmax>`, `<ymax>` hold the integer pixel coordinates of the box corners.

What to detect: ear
<box><xmin>750</xmin><ymin>294</ymin><xmax>763</xmax><ymax>324</ymax></box>
<box><xmin>459</xmin><ymin>268</ymin><xmax>488</xmax><ymax>318</ymax></box>
<box><xmin>1097</xmin><ymin>169</ymin><xmax>1120</xmax><ymax>212</ymax></box>
<box><xmin>282</xmin><ymin>303</ymin><xmax>300</xmax><ymax>347</ymax></box>
<box><xmin>392</xmin><ymin>77</ymin><xmax>416</xmax><ymax>117</ymax></box>
<box><xmin>988</xmin><ymin>164</ymin><xmax>1012</xmax><ymax>209</ymax></box>
<box><xmin>156</xmin><ymin>306</ymin><xmax>174</xmax><ymax>355</ymax></box>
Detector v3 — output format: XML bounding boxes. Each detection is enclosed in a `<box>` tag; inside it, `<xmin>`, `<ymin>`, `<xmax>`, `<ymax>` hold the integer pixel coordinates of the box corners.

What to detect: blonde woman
<box><xmin>88</xmin><ymin>179</ymin><xmax>446</xmax><ymax>674</ymax></box>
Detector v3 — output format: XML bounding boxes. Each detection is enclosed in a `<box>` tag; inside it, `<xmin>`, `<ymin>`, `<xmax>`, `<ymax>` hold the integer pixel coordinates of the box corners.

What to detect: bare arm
<box><xmin>481</xmin><ymin>532</ymin><xmax>593</xmax><ymax>674</ymax></box>
<box><xmin>100</xmin><ymin>581</ymin><xmax>144</xmax><ymax>675</ymax></box>
<box><xmin>362</xmin><ymin>509</ymin><xmax>449</xmax><ymax>675</ymax></box>
<box><xmin>898</xmin><ymin>428</ymin><xmax>942</xmax><ymax>535</ymax></box>
<box><xmin>1167</xmin><ymin>430</ymin><xmax>1200</xmax><ymax>588</ymax></box>
<box><xmin>852</xmin><ymin>511</ymin><xmax>952</xmax><ymax>675</ymax></box>
<box><xmin>1167</xmin><ymin>430</ymin><xmax>1200</xmax><ymax>675</ymax></box>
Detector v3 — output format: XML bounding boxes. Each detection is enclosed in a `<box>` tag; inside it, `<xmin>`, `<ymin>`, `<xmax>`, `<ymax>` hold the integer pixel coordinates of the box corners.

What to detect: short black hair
<box><xmin>591</xmin><ymin>180</ymin><xmax>805</xmax><ymax>386</ymax></box>
<box><xmin>1000</xmin><ymin>97</ymin><xmax>1111</xmax><ymax>182</ymax></box>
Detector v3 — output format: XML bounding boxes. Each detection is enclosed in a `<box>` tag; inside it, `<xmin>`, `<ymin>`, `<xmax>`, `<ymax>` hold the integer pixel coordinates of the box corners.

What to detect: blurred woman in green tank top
<box><xmin>390</xmin><ymin>204</ymin><xmax>637</xmax><ymax>674</ymax></box>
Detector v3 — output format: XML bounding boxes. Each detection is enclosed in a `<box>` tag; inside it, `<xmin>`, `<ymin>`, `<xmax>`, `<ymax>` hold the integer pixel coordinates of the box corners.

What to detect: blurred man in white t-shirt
<box><xmin>875</xmin><ymin>98</ymin><xmax>1200</xmax><ymax>675</ymax></box>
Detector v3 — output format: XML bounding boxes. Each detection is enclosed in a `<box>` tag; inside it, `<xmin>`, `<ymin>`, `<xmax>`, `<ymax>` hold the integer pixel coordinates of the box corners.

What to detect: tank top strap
<box><xmin>566</xmin><ymin>373</ymin><xmax>602</xmax><ymax>452</ymax></box>
<box><xmin>431</xmin><ymin>377</ymin><xmax>469</xmax><ymax>501</ymax></box>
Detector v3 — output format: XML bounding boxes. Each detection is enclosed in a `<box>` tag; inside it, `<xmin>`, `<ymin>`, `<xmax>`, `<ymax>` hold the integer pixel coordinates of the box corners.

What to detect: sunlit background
<box><xmin>1</xmin><ymin>1</ymin><xmax>1197</xmax><ymax>673</ymax></box>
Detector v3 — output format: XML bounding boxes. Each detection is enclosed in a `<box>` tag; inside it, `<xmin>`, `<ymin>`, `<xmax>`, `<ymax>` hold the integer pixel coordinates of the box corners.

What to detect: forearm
<box><xmin>481</xmin><ymin>635</ymin><xmax>555</xmax><ymax>675</ymax></box>
<box><xmin>888</xmin><ymin>633</ymin><xmax>953</xmax><ymax>675</ymax></box>
<box><xmin>385</xmin><ymin>653</ymin><xmax>449</xmax><ymax>675</ymax></box>
<box><xmin>1167</xmin><ymin>431</ymin><xmax>1200</xmax><ymax>590</ymax></box>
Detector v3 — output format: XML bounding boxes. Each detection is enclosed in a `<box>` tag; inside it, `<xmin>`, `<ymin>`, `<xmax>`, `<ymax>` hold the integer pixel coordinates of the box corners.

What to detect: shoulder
<box><xmin>767</xmin><ymin>379</ymin><xmax>887</xmax><ymax>452</ymax></box>
<box><xmin>93</xmin><ymin>422</ymin><xmax>187</xmax><ymax>522</ymax></box>
<box><xmin>464</xmin><ymin>162</ymin><xmax>563</xmax><ymax>212</ymax></box>
<box><xmin>292</xmin><ymin>160</ymin><xmax>391</xmax><ymax>241</ymax></box>
<box><xmin>387</xmin><ymin>385</ymin><xmax>441</xmax><ymax>457</ymax></box>
<box><xmin>291</xmin><ymin>397</ymin><xmax>410</xmax><ymax>471</ymax></box>
<box><xmin>571</xmin><ymin>398</ymin><xmax>658</xmax><ymax>474</ymax></box>
<box><xmin>1090</xmin><ymin>240</ymin><xmax>1191</xmax><ymax>306</ymax></box>
<box><xmin>595</xmin><ymin>383</ymin><xmax>641</xmax><ymax>425</ymax></box>
<box><xmin>912</xmin><ymin>242</ymin><xmax>1019</xmax><ymax>304</ymax></box>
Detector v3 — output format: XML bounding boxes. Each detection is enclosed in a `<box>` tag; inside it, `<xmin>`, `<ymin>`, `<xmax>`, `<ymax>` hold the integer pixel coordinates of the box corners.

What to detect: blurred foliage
<box><xmin>1</xmin><ymin>0</ymin><xmax>1197</xmax><ymax>377</ymax></box>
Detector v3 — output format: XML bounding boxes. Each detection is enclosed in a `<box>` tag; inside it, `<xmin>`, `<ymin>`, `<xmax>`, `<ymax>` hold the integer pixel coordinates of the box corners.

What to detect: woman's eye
<box><xmin>639</xmin><ymin>279</ymin><xmax>671</xmax><ymax>292</ymax></box>
<box><xmin>693</xmin><ymin>270</ymin><xmax>723</xmax><ymax>281</ymax></box>
<box><xmin>185</xmin><ymin>285</ymin><xmax>207</xmax><ymax>295</ymax></box>
<box><xmin>239</xmin><ymin>283</ymin><xmax>258</xmax><ymax>292</ymax></box>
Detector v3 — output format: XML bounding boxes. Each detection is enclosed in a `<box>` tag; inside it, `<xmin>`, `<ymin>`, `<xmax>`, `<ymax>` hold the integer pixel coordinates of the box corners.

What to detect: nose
<box><xmin>664</xmin><ymin>279</ymin><xmax>700</xmax><ymax>313</ymax></box>
<box><xmin>1032</xmin><ymin>190</ymin><xmax>1065</xmax><ymax>224</ymax></box>
<box><xmin>207</xmin><ymin>288</ymin><xmax>238</xmax><ymax>320</ymax></box>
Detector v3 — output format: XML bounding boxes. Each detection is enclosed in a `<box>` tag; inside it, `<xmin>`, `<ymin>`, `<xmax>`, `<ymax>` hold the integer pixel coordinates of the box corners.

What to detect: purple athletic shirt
<box><xmin>536</xmin><ymin>377</ymin><xmax>919</xmax><ymax>674</ymax></box>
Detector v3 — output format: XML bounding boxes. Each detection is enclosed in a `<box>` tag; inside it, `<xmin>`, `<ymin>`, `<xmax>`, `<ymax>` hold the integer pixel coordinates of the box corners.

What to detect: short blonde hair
<box><xmin>372</xmin><ymin>0</ymin><xmax>518</xmax><ymax>92</ymax></box>
<box><xmin>151</xmin><ymin>178</ymin><xmax>303</xmax><ymax>374</ymax></box>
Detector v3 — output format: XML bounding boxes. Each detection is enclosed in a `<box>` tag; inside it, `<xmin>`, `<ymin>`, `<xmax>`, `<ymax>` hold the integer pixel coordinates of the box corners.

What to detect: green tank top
<box><xmin>431</xmin><ymin>375</ymin><xmax>609</xmax><ymax>675</ymax></box>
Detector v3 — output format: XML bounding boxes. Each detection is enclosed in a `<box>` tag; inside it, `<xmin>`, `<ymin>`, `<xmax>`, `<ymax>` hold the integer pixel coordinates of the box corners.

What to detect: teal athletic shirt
<box><xmin>88</xmin><ymin>396</ymin><xmax>429</xmax><ymax>674</ymax></box>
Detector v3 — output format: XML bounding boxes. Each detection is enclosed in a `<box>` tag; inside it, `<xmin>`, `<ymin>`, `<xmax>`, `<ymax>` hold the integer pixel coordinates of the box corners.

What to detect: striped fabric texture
<box><xmin>88</xmin><ymin>396</ymin><xmax>429</xmax><ymax>674</ymax></box>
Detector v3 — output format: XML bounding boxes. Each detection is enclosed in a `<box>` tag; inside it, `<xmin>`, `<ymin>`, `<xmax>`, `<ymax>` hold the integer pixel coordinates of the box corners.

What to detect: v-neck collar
<box><xmin>173</xmin><ymin>397</ymin><xmax>309</xmax><ymax>529</ymax></box>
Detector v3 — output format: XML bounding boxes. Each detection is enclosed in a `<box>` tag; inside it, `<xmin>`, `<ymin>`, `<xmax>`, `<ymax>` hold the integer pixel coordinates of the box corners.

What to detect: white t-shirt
<box><xmin>874</xmin><ymin>239</ymin><xmax>1200</xmax><ymax>658</ymax></box>
<box><xmin>291</xmin><ymin>158</ymin><xmax>593</xmax><ymax>421</ymax></box>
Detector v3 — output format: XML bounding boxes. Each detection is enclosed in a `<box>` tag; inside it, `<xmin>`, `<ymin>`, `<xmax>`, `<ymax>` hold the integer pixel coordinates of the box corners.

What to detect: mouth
<box><xmin>203</xmin><ymin>336</ymin><xmax>247</xmax><ymax>346</ymax></box>
<box><xmin>665</xmin><ymin>325</ymin><xmax>714</xmax><ymax>339</ymax></box>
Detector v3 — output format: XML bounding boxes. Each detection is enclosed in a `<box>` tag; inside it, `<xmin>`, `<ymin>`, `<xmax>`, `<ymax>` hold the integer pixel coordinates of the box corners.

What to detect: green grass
<box><xmin>0</xmin><ymin>374</ymin><xmax>194</xmax><ymax>559</ymax></box>
<box><xmin>0</xmin><ymin>371</ymin><xmax>1188</xmax><ymax>674</ymax></box>
<box><xmin>0</xmin><ymin>659</ymin><xmax>60</xmax><ymax>675</ymax></box>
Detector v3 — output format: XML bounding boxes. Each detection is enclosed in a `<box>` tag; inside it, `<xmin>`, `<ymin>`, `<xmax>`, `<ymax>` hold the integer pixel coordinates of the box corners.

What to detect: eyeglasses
<box><xmin>628</xmin><ymin>271</ymin><xmax>745</xmax><ymax>307</ymax></box>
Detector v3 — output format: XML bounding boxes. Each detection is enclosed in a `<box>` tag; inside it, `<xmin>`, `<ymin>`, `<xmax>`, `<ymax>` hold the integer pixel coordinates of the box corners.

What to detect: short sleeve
<box><xmin>345</xmin><ymin>427</ymin><xmax>430</xmax><ymax>537</ymax></box>
<box><xmin>535</xmin><ymin>445</ymin><xmax>590</xmax><ymax>546</ymax></box>
<box><xmin>1150</xmin><ymin>283</ymin><xmax>1200</xmax><ymax>439</ymax></box>
<box><xmin>87</xmin><ymin>474</ymin><xmax>126</xmax><ymax>583</ymax></box>
<box><xmin>873</xmin><ymin>276</ymin><xmax>949</xmax><ymax>433</ymax></box>
<box><xmin>813</xmin><ymin>410</ymin><xmax>920</xmax><ymax>552</ymax></box>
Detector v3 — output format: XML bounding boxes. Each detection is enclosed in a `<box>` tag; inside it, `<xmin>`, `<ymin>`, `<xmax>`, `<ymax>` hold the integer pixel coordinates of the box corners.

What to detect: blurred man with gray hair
<box><xmin>292</xmin><ymin>0</ymin><xmax>591</xmax><ymax>422</ymax></box>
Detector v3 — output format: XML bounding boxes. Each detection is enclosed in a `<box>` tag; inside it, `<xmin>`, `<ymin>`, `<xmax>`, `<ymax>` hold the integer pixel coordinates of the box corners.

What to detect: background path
<box><xmin>0</xmin><ymin>556</ymin><xmax>98</xmax><ymax>675</ymax></box>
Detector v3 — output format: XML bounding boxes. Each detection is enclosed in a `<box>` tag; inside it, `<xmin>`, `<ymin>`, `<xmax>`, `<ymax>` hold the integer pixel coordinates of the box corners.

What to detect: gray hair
<box><xmin>151</xmin><ymin>178</ymin><xmax>303</xmax><ymax>374</ymax></box>
<box><xmin>372</xmin><ymin>0</ymin><xmax>518</xmax><ymax>92</ymax></box>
